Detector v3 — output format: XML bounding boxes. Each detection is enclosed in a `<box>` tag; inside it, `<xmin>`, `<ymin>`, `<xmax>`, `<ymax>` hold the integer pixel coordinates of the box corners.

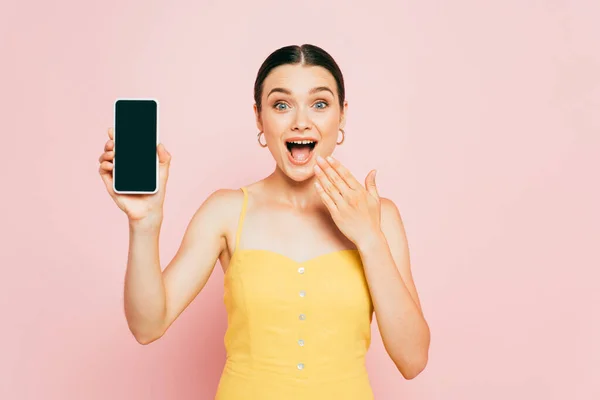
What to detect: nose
<box><xmin>292</xmin><ymin>107</ymin><xmax>312</xmax><ymax>132</ymax></box>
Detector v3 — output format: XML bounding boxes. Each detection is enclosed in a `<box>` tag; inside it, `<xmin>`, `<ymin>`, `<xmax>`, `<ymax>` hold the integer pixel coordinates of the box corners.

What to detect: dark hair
<box><xmin>253</xmin><ymin>44</ymin><xmax>345</xmax><ymax>113</ymax></box>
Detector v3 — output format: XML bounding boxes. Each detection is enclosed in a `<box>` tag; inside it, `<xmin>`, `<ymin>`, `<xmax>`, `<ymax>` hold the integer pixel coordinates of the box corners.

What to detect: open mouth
<box><xmin>285</xmin><ymin>139</ymin><xmax>318</xmax><ymax>165</ymax></box>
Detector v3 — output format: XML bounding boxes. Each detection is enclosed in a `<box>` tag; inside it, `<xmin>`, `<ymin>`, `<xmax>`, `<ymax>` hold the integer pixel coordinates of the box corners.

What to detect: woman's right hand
<box><xmin>98</xmin><ymin>127</ymin><xmax>172</xmax><ymax>226</ymax></box>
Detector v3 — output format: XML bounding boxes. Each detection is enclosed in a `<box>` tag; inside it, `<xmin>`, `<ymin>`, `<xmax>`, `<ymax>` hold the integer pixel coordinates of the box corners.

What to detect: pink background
<box><xmin>2</xmin><ymin>0</ymin><xmax>599</xmax><ymax>399</ymax></box>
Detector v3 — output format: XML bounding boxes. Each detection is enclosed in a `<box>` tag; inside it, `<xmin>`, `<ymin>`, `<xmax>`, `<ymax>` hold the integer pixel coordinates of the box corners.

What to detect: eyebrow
<box><xmin>266</xmin><ymin>86</ymin><xmax>334</xmax><ymax>98</ymax></box>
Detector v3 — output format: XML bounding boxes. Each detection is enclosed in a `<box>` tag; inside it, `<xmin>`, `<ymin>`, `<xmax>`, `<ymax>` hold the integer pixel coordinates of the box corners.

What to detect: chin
<box><xmin>285</xmin><ymin>168</ymin><xmax>316</xmax><ymax>182</ymax></box>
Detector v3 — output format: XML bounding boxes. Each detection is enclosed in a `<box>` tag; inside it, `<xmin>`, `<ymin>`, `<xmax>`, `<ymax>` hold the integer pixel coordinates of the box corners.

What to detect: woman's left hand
<box><xmin>313</xmin><ymin>155</ymin><xmax>382</xmax><ymax>248</ymax></box>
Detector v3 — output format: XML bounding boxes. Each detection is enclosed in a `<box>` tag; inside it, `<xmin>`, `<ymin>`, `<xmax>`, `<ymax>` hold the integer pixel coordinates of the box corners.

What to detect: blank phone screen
<box><xmin>114</xmin><ymin>99</ymin><xmax>158</xmax><ymax>193</ymax></box>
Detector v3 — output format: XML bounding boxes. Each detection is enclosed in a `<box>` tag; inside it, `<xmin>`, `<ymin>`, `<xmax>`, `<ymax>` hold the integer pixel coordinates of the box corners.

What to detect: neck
<box><xmin>263</xmin><ymin>165</ymin><xmax>323</xmax><ymax>210</ymax></box>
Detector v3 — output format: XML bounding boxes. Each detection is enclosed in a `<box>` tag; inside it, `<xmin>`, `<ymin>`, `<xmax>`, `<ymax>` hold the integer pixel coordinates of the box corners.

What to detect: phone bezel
<box><xmin>113</xmin><ymin>98</ymin><xmax>160</xmax><ymax>195</ymax></box>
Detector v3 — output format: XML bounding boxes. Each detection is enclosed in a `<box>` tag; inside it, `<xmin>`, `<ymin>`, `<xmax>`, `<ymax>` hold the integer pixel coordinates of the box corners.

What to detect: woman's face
<box><xmin>254</xmin><ymin>64</ymin><xmax>347</xmax><ymax>182</ymax></box>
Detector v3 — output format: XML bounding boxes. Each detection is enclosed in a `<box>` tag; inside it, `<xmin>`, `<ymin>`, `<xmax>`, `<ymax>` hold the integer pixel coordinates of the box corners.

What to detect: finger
<box><xmin>108</xmin><ymin>127</ymin><xmax>114</xmax><ymax>140</ymax></box>
<box><xmin>316</xmin><ymin>156</ymin><xmax>351</xmax><ymax>196</ymax></box>
<box><xmin>98</xmin><ymin>151</ymin><xmax>114</xmax><ymax>163</ymax></box>
<box><xmin>157</xmin><ymin>143</ymin><xmax>171</xmax><ymax>165</ymax></box>
<box><xmin>314</xmin><ymin>165</ymin><xmax>344</xmax><ymax>205</ymax></box>
<box><xmin>99</xmin><ymin>160</ymin><xmax>113</xmax><ymax>171</ymax></box>
<box><xmin>104</xmin><ymin>139</ymin><xmax>114</xmax><ymax>152</ymax></box>
<box><xmin>325</xmin><ymin>156</ymin><xmax>361</xmax><ymax>190</ymax></box>
<box><xmin>314</xmin><ymin>181</ymin><xmax>337</xmax><ymax>213</ymax></box>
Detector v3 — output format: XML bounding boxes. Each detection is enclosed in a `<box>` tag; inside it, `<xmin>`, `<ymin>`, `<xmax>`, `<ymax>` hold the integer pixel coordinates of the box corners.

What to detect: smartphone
<box><xmin>113</xmin><ymin>98</ymin><xmax>159</xmax><ymax>194</ymax></box>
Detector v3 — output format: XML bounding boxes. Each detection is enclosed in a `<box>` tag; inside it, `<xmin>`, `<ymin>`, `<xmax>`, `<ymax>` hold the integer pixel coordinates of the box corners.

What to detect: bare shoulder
<box><xmin>202</xmin><ymin>187</ymin><xmax>245</xmax><ymax>210</ymax></box>
<box><xmin>171</xmin><ymin>187</ymin><xmax>246</xmax><ymax>266</ymax></box>
<box><xmin>378</xmin><ymin>198</ymin><xmax>410</xmax><ymax>265</ymax></box>
<box><xmin>192</xmin><ymin>187</ymin><xmax>245</xmax><ymax>229</ymax></box>
<box><xmin>380</xmin><ymin>197</ymin><xmax>407</xmax><ymax>235</ymax></box>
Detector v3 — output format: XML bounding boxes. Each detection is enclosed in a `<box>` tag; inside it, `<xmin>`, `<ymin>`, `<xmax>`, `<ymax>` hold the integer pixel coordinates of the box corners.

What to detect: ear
<box><xmin>253</xmin><ymin>104</ymin><xmax>263</xmax><ymax>132</ymax></box>
<box><xmin>339</xmin><ymin>100</ymin><xmax>348</xmax><ymax>129</ymax></box>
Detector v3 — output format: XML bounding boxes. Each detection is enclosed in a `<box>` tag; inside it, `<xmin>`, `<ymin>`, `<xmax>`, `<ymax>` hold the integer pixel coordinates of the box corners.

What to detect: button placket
<box><xmin>297</xmin><ymin>264</ymin><xmax>306</xmax><ymax>371</ymax></box>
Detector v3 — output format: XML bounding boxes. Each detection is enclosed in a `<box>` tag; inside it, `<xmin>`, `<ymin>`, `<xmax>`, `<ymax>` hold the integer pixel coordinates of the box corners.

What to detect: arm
<box><xmin>124</xmin><ymin>189</ymin><xmax>236</xmax><ymax>344</ymax></box>
<box><xmin>357</xmin><ymin>198</ymin><xmax>430</xmax><ymax>379</ymax></box>
<box><xmin>311</xmin><ymin>156</ymin><xmax>430</xmax><ymax>378</ymax></box>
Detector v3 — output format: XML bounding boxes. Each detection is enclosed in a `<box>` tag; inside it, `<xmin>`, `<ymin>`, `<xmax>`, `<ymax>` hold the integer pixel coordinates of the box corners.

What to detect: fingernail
<box><xmin>326</xmin><ymin>156</ymin><xmax>334</xmax><ymax>163</ymax></box>
<box><xmin>316</xmin><ymin>155</ymin><xmax>324</xmax><ymax>162</ymax></box>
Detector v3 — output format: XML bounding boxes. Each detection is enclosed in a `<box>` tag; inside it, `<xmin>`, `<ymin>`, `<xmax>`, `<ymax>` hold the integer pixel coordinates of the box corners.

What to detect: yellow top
<box><xmin>215</xmin><ymin>187</ymin><xmax>375</xmax><ymax>399</ymax></box>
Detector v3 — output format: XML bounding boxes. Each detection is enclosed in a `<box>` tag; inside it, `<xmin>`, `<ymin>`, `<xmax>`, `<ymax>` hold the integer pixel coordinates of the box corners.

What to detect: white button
<box><xmin>297</xmin><ymin>363</ymin><xmax>304</xmax><ymax>370</ymax></box>
<box><xmin>299</xmin><ymin>290</ymin><xmax>306</xmax><ymax>297</ymax></box>
<box><xmin>298</xmin><ymin>339</ymin><xmax>304</xmax><ymax>346</ymax></box>
<box><xmin>299</xmin><ymin>314</ymin><xmax>306</xmax><ymax>320</ymax></box>
<box><xmin>298</xmin><ymin>267</ymin><xmax>305</xmax><ymax>274</ymax></box>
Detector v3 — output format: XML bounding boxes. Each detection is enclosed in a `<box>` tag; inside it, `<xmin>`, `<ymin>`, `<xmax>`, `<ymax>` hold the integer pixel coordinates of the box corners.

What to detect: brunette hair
<box><xmin>253</xmin><ymin>44</ymin><xmax>345</xmax><ymax>113</ymax></box>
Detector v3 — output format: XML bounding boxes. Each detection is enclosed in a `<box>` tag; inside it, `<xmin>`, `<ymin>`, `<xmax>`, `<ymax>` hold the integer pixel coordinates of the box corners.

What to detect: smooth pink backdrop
<box><xmin>2</xmin><ymin>1</ymin><xmax>599</xmax><ymax>399</ymax></box>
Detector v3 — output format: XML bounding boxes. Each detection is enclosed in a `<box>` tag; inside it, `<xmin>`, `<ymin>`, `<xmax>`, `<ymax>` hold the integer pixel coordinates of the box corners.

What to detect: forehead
<box><xmin>263</xmin><ymin>64</ymin><xmax>337</xmax><ymax>96</ymax></box>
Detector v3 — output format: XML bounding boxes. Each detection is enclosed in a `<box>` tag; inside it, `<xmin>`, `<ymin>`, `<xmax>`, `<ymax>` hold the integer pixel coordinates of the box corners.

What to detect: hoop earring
<box><xmin>257</xmin><ymin>131</ymin><xmax>268</xmax><ymax>148</ymax></box>
<box><xmin>337</xmin><ymin>128</ymin><xmax>345</xmax><ymax>145</ymax></box>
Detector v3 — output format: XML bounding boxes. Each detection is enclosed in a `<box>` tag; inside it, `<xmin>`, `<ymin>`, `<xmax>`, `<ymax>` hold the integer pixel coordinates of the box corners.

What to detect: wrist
<box><xmin>129</xmin><ymin>214</ymin><xmax>163</xmax><ymax>234</ymax></box>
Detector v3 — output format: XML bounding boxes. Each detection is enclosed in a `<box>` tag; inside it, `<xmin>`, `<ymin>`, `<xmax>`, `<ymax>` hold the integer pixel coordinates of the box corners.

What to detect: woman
<box><xmin>98</xmin><ymin>44</ymin><xmax>430</xmax><ymax>399</ymax></box>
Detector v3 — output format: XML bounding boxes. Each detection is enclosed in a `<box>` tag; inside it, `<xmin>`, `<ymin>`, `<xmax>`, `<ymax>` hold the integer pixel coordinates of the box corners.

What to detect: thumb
<box><xmin>365</xmin><ymin>170</ymin><xmax>379</xmax><ymax>199</ymax></box>
<box><xmin>157</xmin><ymin>143</ymin><xmax>172</xmax><ymax>189</ymax></box>
<box><xmin>157</xmin><ymin>143</ymin><xmax>171</xmax><ymax>166</ymax></box>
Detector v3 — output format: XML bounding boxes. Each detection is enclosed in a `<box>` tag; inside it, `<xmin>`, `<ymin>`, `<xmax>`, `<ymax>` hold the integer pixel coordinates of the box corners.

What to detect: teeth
<box><xmin>289</xmin><ymin>140</ymin><xmax>315</xmax><ymax>144</ymax></box>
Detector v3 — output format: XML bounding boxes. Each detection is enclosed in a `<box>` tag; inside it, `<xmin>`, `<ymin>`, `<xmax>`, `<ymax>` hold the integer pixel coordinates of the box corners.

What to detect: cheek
<box><xmin>318</xmin><ymin>140</ymin><xmax>337</xmax><ymax>155</ymax></box>
<box><xmin>262</xmin><ymin>114</ymin><xmax>290</xmax><ymax>136</ymax></box>
<box><xmin>316</xmin><ymin>120</ymin><xmax>340</xmax><ymax>142</ymax></box>
<box><xmin>314</xmin><ymin>110</ymin><xmax>340</xmax><ymax>130</ymax></box>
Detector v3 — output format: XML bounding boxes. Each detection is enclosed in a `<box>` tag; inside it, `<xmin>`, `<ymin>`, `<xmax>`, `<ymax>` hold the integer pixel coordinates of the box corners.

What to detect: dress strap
<box><xmin>234</xmin><ymin>187</ymin><xmax>248</xmax><ymax>250</ymax></box>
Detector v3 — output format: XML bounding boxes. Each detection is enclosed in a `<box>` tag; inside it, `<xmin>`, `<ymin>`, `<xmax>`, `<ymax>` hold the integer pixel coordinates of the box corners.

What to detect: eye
<box><xmin>274</xmin><ymin>102</ymin><xmax>289</xmax><ymax>111</ymax></box>
<box><xmin>314</xmin><ymin>101</ymin><xmax>328</xmax><ymax>109</ymax></box>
